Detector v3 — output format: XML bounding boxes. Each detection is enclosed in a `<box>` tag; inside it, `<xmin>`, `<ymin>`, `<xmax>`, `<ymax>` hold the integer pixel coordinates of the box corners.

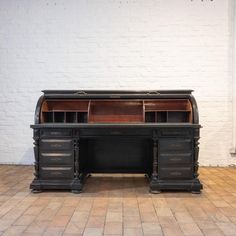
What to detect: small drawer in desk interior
<box><xmin>40</xmin><ymin>129</ymin><xmax>72</xmax><ymax>137</ymax></box>
<box><xmin>40</xmin><ymin>139</ymin><xmax>73</xmax><ymax>150</ymax></box>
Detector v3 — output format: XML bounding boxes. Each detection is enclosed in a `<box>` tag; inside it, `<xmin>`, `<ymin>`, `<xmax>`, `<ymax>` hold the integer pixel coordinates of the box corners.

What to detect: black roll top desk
<box><xmin>30</xmin><ymin>90</ymin><xmax>202</xmax><ymax>193</ymax></box>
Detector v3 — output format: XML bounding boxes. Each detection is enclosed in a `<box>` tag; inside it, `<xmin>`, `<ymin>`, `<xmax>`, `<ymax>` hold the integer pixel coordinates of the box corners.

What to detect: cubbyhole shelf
<box><xmin>156</xmin><ymin>112</ymin><xmax>167</xmax><ymax>122</ymax></box>
<box><xmin>145</xmin><ymin>112</ymin><xmax>155</xmax><ymax>123</ymax></box>
<box><xmin>144</xmin><ymin>111</ymin><xmax>190</xmax><ymax>123</ymax></box>
<box><xmin>167</xmin><ymin>111</ymin><xmax>190</xmax><ymax>123</ymax></box>
<box><xmin>77</xmin><ymin>112</ymin><xmax>88</xmax><ymax>123</ymax></box>
<box><xmin>42</xmin><ymin>112</ymin><xmax>53</xmax><ymax>123</ymax></box>
<box><xmin>66</xmin><ymin>112</ymin><xmax>77</xmax><ymax>123</ymax></box>
<box><xmin>42</xmin><ymin>111</ymin><xmax>89</xmax><ymax>123</ymax></box>
<box><xmin>54</xmin><ymin>112</ymin><xmax>65</xmax><ymax>123</ymax></box>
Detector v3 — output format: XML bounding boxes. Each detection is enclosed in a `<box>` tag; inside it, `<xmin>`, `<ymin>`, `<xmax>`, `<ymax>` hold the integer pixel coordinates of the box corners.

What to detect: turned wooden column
<box><xmin>73</xmin><ymin>129</ymin><xmax>79</xmax><ymax>179</ymax></box>
<box><xmin>193</xmin><ymin>129</ymin><xmax>200</xmax><ymax>178</ymax></box>
<box><xmin>152</xmin><ymin>131</ymin><xmax>158</xmax><ymax>180</ymax></box>
<box><xmin>33</xmin><ymin>129</ymin><xmax>40</xmax><ymax>180</ymax></box>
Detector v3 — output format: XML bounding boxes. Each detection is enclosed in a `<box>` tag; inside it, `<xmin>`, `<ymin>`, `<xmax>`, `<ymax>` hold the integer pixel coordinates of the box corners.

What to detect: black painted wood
<box><xmin>30</xmin><ymin>90</ymin><xmax>202</xmax><ymax>193</ymax></box>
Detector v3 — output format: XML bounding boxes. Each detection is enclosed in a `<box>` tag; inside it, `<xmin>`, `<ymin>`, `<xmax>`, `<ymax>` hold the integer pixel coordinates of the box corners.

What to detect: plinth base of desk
<box><xmin>149</xmin><ymin>179</ymin><xmax>203</xmax><ymax>193</ymax></box>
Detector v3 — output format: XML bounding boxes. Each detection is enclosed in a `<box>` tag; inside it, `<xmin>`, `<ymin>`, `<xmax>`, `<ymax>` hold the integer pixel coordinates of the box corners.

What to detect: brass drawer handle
<box><xmin>41</xmin><ymin>153</ymin><xmax>71</xmax><ymax>157</ymax></box>
<box><xmin>42</xmin><ymin>167</ymin><xmax>71</xmax><ymax>170</ymax></box>
<box><xmin>42</xmin><ymin>139</ymin><xmax>71</xmax><ymax>143</ymax></box>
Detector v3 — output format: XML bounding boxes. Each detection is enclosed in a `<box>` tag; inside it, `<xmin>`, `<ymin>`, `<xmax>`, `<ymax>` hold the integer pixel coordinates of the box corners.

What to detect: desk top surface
<box><xmin>31</xmin><ymin>123</ymin><xmax>201</xmax><ymax>129</ymax></box>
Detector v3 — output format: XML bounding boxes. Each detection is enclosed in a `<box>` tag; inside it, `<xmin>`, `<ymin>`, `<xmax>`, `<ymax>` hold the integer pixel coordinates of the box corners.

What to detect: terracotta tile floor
<box><xmin>0</xmin><ymin>165</ymin><xmax>236</xmax><ymax>235</ymax></box>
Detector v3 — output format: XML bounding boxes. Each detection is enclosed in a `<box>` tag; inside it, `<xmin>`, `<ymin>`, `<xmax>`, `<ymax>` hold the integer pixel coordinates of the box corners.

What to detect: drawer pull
<box><xmin>51</xmin><ymin>157</ymin><xmax>62</xmax><ymax>161</ymax></box>
<box><xmin>51</xmin><ymin>171</ymin><xmax>62</xmax><ymax>176</ymax></box>
<box><xmin>42</xmin><ymin>140</ymin><xmax>71</xmax><ymax>143</ymax></box>
<box><xmin>41</xmin><ymin>153</ymin><xmax>71</xmax><ymax>157</ymax></box>
<box><xmin>170</xmin><ymin>158</ymin><xmax>181</xmax><ymax>161</ymax></box>
<box><xmin>50</xmin><ymin>132</ymin><xmax>61</xmax><ymax>135</ymax></box>
<box><xmin>170</xmin><ymin>172</ymin><xmax>182</xmax><ymax>176</ymax></box>
<box><xmin>50</xmin><ymin>144</ymin><xmax>62</xmax><ymax>148</ymax></box>
<box><xmin>42</xmin><ymin>167</ymin><xmax>71</xmax><ymax>171</ymax></box>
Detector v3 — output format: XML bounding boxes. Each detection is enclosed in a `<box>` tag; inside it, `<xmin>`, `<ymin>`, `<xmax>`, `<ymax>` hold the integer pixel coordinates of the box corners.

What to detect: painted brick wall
<box><xmin>0</xmin><ymin>0</ymin><xmax>235</xmax><ymax>166</ymax></box>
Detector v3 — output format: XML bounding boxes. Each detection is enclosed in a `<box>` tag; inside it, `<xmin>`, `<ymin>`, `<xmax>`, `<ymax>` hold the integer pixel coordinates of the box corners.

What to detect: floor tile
<box><xmin>104</xmin><ymin>222</ymin><xmax>122</xmax><ymax>234</ymax></box>
<box><xmin>83</xmin><ymin>227</ymin><xmax>103</xmax><ymax>236</ymax></box>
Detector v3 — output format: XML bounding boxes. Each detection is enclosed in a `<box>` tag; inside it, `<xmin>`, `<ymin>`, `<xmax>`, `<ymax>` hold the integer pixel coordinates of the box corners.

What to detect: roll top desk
<box><xmin>30</xmin><ymin>90</ymin><xmax>202</xmax><ymax>193</ymax></box>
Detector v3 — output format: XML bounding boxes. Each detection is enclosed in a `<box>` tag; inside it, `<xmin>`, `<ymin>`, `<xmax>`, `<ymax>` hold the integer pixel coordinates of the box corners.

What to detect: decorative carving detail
<box><xmin>193</xmin><ymin>129</ymin><xmax>200</xmax><ymax>178</ymax></box>
<box><xmin>33</xmin><ymin>129</ymin><xmax>40</xmax><ymax>179</ymax></box>
<box><xmin>74</xmin><ymin>129</ymin><xmax>79</xmax><ymax>180</ymax></box>
<box><xmin>152</xmin><ymin>130</ymin><xmax>158</xmax><ymax>180</ymax></box>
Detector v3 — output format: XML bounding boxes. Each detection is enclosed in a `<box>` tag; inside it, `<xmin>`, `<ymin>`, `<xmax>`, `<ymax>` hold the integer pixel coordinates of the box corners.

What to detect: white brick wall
<box><xmin>0</xmin><ymin>0</ymin><xmax>235</xmax><ymax>166</ymax></box>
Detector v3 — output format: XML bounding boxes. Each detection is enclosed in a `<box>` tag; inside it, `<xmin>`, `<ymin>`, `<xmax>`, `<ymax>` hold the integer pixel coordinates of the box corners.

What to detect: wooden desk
<box><xmin>30</xmin><ymin>90</ymin><xmax>202</xmax><ymax>193</ymax></box>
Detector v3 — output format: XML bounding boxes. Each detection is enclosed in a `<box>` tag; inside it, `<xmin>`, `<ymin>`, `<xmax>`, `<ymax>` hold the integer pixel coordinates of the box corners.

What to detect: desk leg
<box><xmin>150</xmin><ymin>133</ymin><xmax>161</xmax><ymax>193</ymax></box>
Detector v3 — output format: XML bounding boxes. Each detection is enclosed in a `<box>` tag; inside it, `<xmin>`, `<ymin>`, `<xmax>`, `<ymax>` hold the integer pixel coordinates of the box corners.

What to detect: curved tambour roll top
<box><xmin>33</xmin><ymin>90</ymin><xmax>199</xmax><ymax>125</ymax></box>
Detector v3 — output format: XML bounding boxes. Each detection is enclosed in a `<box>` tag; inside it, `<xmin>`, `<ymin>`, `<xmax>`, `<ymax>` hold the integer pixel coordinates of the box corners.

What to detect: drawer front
<box><xmin>159</xmin><ymin>139</ymin><xmax>192</xmax><ymax>152</ymax></box>
<box><xmin>80</xmin><ymin>128</ymin><xmax>151</xmax><ymax>137</ymax></box>
<box><xmin>40</xmin><ymin>129</ymin><xmax>72</xmax><ymax>137</ymax></box>
<box><xmin>40</xmin><ymin>152</ymin><xmax>73</xmax><ymax>165</ymax></box>
<box><xmin>159</xmin><ymin>128</ymin><xmax>192</xmax><ymax>137</ymax></box>
<box><xmin>159</xmin><ymin>167</ymin><xmax>192</xmax><ymax>179</ymax></box>
<box><xmin>40</xmin><ymin>139</ymin><xmax>73</xmax><ymax>150</ymax></box>
<box><xmin>159</xmin><ymin>153</ymin><xmax>192</xmax><ymax>165</ymax></box>
<box><xmin>40</xmin><ymin>166</ymin><xmax>74</xmax><ymax>179</ymax></box>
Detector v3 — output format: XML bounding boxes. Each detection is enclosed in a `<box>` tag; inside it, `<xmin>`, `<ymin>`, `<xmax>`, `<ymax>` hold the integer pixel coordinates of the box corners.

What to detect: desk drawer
<box><xmin>159</xmin><ymin>153</ymin><xmax>192</xmax><ymax>165</ymax></box>
<box><xmin>159</xmin><ymin>128</ymin><xmax>192</xmax><ymax>137</ymax></box>
<box><xmin>40</xmin><ymin>129</ymin><xmax>72</xmax><ymax>137</ymax></box>
<box><xmin>40</xmin><ymin>152</ymin><xmax>73</xmax><ymax>165</ymax></box>
<box><xmin>40</xmin><ymin>139</ymin><xmax>73</xmax><ymax>150</ymax></box>
<box><xmin>80</xmin><ymin>128</ymin><xmax>151</xmax><ymax>136</ymax></box>
<box><xmin>40</xmin><ymin>166</ymin><xmax>74</xmax><ymax>179</ymax></box>
<box><xmin>159</xmin><ymin>139</ymin><xmax>192</xmax><ymax>152</ymax></box>
<box><xmin>159</xmin><ymin>167</ymin><xmax>192</xmax><ymax>179</ymax></box>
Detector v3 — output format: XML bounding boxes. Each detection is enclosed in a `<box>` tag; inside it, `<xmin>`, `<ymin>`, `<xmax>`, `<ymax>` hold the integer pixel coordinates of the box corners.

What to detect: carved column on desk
<box><xmin>191</xmin><ymin>128</ymin><xmax>202</xmax><ymax>193</ymax></box>
<box><xmin>72</xmin><ymin>129</ymin><xmax>80</xmax><ymax>179</ymax></box>
<box><xmin>150</xmin><ymin>130</ymin><xmax>160</xmax><ymax>193</ymax></box>
<box><xmin>152</xmin><ymin>131</ymin><xmax>158</xmax><ymax>180</ymax></box>
<box><xmin>74</xmin><ymin>135</ymin><xmax>79</xmax><ymax>180</ymax></box>
<box><xmin>33</xmin><ymin>129</ymin><xmax>40</xmax><ymax>180</ymax></box>
<box><xmin>193</xmin><ymin>129</ymin><xmax>200</xmax><ymax>178</ymax></box>
<box><xmin>30</xmin><ymin>129</ymin><xmax>42</xmax><ymax>193</ymax></box>
<box><xmin>71</xmin><ymin>129</ymin><xmax>82</xmax><ymax>193</ymax></box>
